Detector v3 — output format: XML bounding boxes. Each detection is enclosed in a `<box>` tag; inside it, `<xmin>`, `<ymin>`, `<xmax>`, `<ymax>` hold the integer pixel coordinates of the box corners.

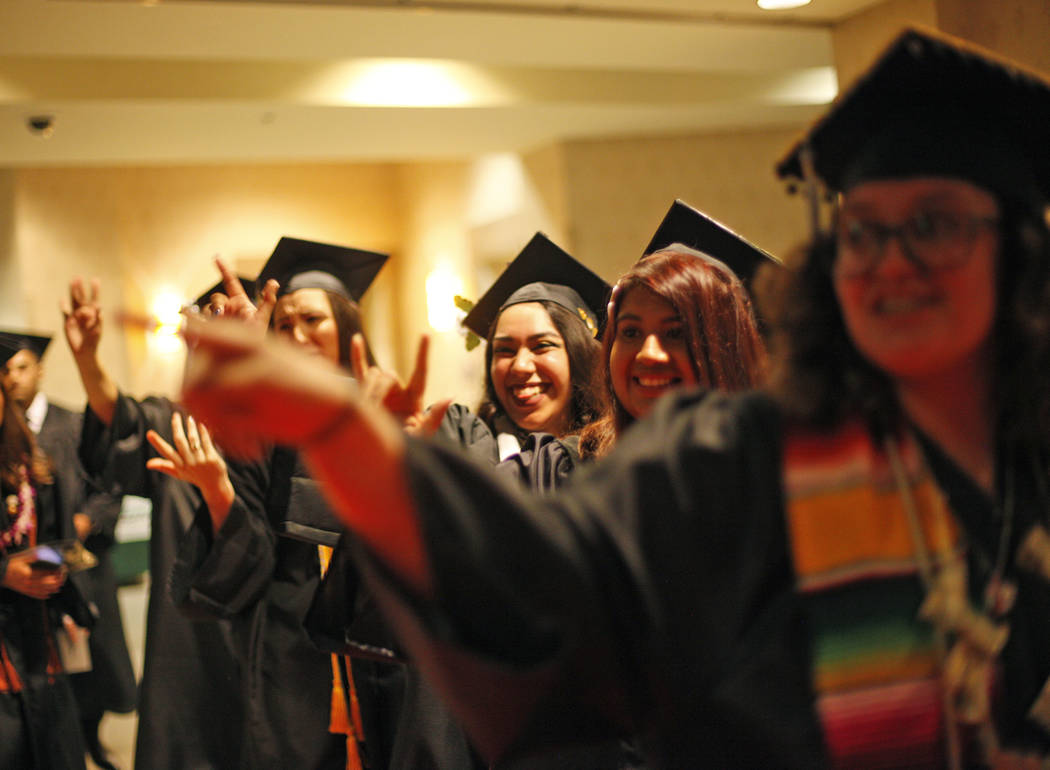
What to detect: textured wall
<box><xmin>559</xmin><ymin>127</ymin><xmax>813</xmax><ymax>284</ymax></box>
<box><xmin>13</xmin><ymin>162</ymin><xmax>400</xmax><ymax>405</ymax></box>
<box><xmin>832</xmin><ymin>0</ymin><xmax>938</xmax><ymax>87</ymax></box>
<box><xmin>937</xmin><ymin>0</ymin><xmax>1050</xmax><ymax>72</ymax></box>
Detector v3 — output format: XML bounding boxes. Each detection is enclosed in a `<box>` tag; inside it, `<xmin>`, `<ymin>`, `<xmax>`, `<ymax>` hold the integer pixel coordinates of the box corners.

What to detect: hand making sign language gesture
<box><xmin>199</xmin><ymin>258</ymin><xmax>279</xmax><ymax>326</ymax></box>
<box><xmin>349</xmin><ymin>333</ymin><xmax>450</xmax><ymax>436</ymax></box>
<box><xmin>145</xmin><ymin>412</ymin><xmax>236</xmax><ymax>532</ymax></box>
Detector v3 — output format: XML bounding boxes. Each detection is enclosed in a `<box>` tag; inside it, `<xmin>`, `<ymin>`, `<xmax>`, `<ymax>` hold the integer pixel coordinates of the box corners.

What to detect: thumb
<box><xmin>418</xmin><ymin>399</ymin><xmax>453</xmax><ymax>437</ymax></box>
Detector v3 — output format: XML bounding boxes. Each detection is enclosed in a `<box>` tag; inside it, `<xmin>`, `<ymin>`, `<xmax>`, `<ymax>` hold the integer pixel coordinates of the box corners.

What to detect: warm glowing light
<box><xmin>426</xmin><ymin>265</ymin><xmax>464</xmax><ymax>332</ymax></box>
<box><xmin>149</xmin><ymin>290</ymin><xmax>184</xmax><ymax>354</ymax></box>
<box><xmin>762</xmin><ymin>66</ymin><xmax>838</xmax><ymax>105</ymax></box>
<box><xmin>341</xmin><ymin>61</ymin><xmax>473</xmax><ymax>107</ymax></box>
<box><xmin>757</xmin><ymin>0</ymin><xmax>811</xmax><ymax>8</ymax></box>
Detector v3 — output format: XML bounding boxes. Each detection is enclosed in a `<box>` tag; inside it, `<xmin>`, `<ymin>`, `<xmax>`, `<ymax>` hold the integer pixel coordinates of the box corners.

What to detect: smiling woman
<box><xmin>579</xmin><ymin>201</ymin><xmax>775</xmax><ymax>458</ymax></box>
<box><xmin>177</xmin><ymin>26</ymin><xmax>1050</xmax><ymax>769</ymax></box>
<box><xmin>488</xmin><ymin>302</ymin><xmax>573</xmax><ymax>436</ymax></box>
<box><xmin>439</xmin><ymin>232</ymin><xmax>610</xmax><ymax>467</ymax></box>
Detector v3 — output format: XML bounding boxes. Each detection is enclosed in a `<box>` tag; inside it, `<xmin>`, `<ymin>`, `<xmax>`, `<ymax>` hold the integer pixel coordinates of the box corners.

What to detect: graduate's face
<box><xmin>2</xmin><ymin>349</ymin><xmax>42</xmax><ymax>409</ymax></box>
<box><xmin>833</xmin><ymin>177</ymin><xmax>999</xmax><ymax>382</ymax></box>
<box><xmin>609</xmin><ymin>286</ymin><xmax>698</xmax><ymax>420</ymax></box>
<box><xmin>272</xmin><ymin>288</ymin><xmax>341</xmax><ymax>364</ymax></box>
<box><xmin>489</xmin><ymin>302</ymin><xmax>572</xmax><ymax>435</ymax></box>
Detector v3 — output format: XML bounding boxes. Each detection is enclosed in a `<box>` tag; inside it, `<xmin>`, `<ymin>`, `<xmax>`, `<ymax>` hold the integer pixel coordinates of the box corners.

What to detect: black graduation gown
<box><xmin>80</xmin><ymin>393</ymin><xmax>243</xmax><ymax>770</ymax></box>
<box><xmin>377</xmin><ymin>390</ymin><xmax>826</xmax><ymax>769</ymax></box>
<box><xmin>306</xmin><ymin>531</ymin><xmax>486</xmax><ymax>770</ymax></box>
<box><xmin>436</xmin><ymin>405</ymin><xmax>644</xmax><ymax>769</ymax></box>
<box><xmin>37</xmin><ymin>401</ymin><xmax>136</xmax><ymax>721</ymax></box>
<box><xmin>0</xmin><ymin>479</ymin><xmax>91</xmax><ymax>770</ymax></box>
<box><xmin>439</xmin><ymin>404</ymin><xmax>580</xmax><ymax>492</ymax></box>
<box><xmin>170</xmin><ymin>447</ymin><xmax>344</xmax><ymax>770</ymax></box>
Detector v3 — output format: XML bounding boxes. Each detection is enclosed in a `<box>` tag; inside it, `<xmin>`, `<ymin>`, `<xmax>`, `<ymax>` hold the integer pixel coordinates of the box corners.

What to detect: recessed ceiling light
<box><xmin>757</xmin><ymin>0</ymin><xmax>812</xmax><ymax>9</ymax></box>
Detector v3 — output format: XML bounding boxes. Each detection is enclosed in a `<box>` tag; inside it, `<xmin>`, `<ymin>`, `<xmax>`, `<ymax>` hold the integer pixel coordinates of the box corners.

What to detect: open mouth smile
<box><xmin>509</xmin><ymin>383</ymin><xmax>549</xmax><ymax>404</ymax></box>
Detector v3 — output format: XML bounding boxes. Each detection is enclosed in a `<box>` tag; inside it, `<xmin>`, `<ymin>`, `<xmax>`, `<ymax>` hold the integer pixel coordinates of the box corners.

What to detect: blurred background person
<box><xmin>0</xmin><ymin>331</ymin><xmax>135</xmax><ymax>770</ymax></box>
<box><xmin>0</xmin><ymin>373</ymin><xmax>93</xmax><ymax>768</ymax></box>
<box><xmin>64</xmin><ymin>278</ymin><xmax>244</xmax><ymax>770</ymax></box>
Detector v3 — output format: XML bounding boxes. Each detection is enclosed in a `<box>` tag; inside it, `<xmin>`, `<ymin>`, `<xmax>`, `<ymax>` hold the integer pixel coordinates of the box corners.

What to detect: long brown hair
<box><xmin>0</xmin><ymin>385</ymin><xmax>51</xmax><ymax>488</ymax></box>
<box><xmin>581</xmin><ymin>246</ymin><xmax>767</xmax><ymax>458</ymax></box>
<box><xmin>324</xmin><ymin>290</ymin><xmax>375</xmax><ymax>371</ymax></box>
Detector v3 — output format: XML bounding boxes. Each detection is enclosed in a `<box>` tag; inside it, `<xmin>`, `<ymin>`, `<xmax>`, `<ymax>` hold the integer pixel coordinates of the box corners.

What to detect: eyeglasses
<box><xmin>835</xmin><ymin>210</ymin><xmax>998</xmax><ymax>278</ymax></box>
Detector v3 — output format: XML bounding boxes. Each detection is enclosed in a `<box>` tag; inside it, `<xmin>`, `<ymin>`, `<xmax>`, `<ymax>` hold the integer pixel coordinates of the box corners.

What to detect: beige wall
<box><xmin>936</xmin><ymin>0</ymin><xmax>1050</xmax><ymax>72</ymax></box>
<box><xmin>0</xmin><ymin>170</ymin><xmax>21</xmax><ymax>327</ymax></box>
<box><xmin>12</xmin><ymin>163</ymin><xmax>400</xmax><ymax>406</ymax></box>
<box><xmin>0</xmin><ymin>129</ymin><xmax>822</xmax><ymax>413</ymax></box>
<box><xmin>559</xmin><ymin>127</ymin><xmax>812</xmax><ymax>283</ymax></box>
<box><xmin>11</xmin><ymin>0</ymin><xmax>1048</xmax><ymax>414</ymax></box>
<box><xmin>832</xmin><ymin>0</ymin><xmax>1050</xmax><ymax>87</ymax></box>
<box><xmin>833</xmin><ymin>0</ymin><xmax>938</xmax><ymax>86</ymax></box>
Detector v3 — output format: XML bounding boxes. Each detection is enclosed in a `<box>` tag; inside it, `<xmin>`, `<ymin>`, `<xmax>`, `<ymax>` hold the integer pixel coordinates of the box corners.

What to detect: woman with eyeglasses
<box><xmin>179</xmin><ymin>28</ymin><xmax>1050</xmax><ymax>768</ymax></box>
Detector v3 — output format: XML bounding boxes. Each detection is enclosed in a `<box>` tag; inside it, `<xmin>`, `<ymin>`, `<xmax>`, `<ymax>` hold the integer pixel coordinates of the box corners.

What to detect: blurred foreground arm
<box><xmin>180</xmin><ymin>317</ymin><xmax>431</xmax><ymax>594</ymax></box>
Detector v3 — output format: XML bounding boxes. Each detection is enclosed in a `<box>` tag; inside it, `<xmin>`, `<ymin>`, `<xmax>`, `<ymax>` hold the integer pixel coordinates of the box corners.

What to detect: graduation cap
<box><xmin>644</xmin><ymin>200</ymin><xmax>780</xmax><ymax>284</ymax></box>
<box><xmin>461</xmin><ymin>233</ymin><xmax>611</xmax><ymax>340</ymax></box>
<box><xmin>777</xmin><ymin>26</ymin><xmax>1050</xmax><ymax>208</ymax></box>
<box><xmin>191</xmin><ymin>276</ymin><xmax>257</xmax><ymax>312</ymax></box>
<box><xmin>0</xmin><ymin>331</ymin><xmax>52</xmax><ymax>367</ymax></box>
<box><xmin>255</xmin><ymin>236</ymin><xmax>388</xmax><ymax>302</ymax></box>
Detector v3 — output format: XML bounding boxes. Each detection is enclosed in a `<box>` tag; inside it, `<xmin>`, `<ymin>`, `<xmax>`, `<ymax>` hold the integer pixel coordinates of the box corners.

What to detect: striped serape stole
<box><xmin>783</xmin><ymin>421</ymin><xmax>962</xmax><ymax>769</ymax></box>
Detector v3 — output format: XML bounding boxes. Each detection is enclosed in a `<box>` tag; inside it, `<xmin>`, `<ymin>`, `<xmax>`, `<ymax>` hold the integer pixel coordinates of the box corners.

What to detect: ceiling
<box><xmin>0</xmin><ymin>0</ymin><xmax>884</xmax><ymax>166</ymax></box>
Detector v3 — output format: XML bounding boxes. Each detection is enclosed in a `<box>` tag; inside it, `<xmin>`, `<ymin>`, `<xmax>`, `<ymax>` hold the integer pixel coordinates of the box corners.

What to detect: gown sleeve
<box><xmin>78</xmin><ymin>392</ymin><xmax>177</xmax><ymax>497</ymax></box>
<box><xmin>169</xmin><ymin>453</ymin><xmax>277</xmax><ymax>620</ymax></box>
<box><xmin>435</xmin><ymin>403</ymin><xmax>499</xmax><ymax>464</ymax></box>
<box><xmin>369</xmin><ymin>389</ymin><xmax>826</xmax><ymax>768</ymax></box>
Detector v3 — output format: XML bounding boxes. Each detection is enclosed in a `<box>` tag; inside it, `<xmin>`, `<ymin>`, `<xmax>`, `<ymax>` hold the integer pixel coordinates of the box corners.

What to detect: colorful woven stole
<box><xmin>318</xmin><ymin>544</ymin><xmax>366</xmax><ymax>770</ymax></box>
<box><xmin>783</xmin><ymin>421</ymin><xmax>962</xmax><ymax>769</ymax></box>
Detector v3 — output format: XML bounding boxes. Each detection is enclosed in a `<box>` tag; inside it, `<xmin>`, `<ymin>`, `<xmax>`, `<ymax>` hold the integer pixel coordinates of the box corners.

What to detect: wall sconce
<box><xmin>425</xmin><ymin>264</ymin><xmax>464</xmax><ymax>332</ymax></box>
<box><xmin>148</xmin><ymin>289</ymin><xmax>184</xmax><ymax>355</ymax></box>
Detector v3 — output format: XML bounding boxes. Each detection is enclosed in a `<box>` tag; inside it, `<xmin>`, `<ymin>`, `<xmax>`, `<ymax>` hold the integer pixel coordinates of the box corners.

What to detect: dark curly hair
<box><xmin>758</xmin><ymin>196</ymin><xmax>1050</xmax><ymax>450</ymax></box>
<box><xmin>581</xmin><ymin>246</ymin><xmax>768</xmax><ymax>458</ymax></box>
<box><xmin>477</xmin><ymin>300</ymin><xmax>607</xmax><ymax>438</ymax></box>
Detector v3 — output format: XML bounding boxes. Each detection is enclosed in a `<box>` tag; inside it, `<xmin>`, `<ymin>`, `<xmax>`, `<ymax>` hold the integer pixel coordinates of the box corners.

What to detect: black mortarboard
<box><xmin>255</xmin><ymin>237</ymin><xmax>388</xmax><ymax>302</ymax></box>
<box><xmin>461</xmin><ymin>233</ymin><xmax>611</xmax><ymax>339</ymax></box>
<box><xmin>644</xmin><ymin>200</ymin><xmax>781</xmax><ymax>284</ymax></box>
<box><xmin>192</xmin><ymin>277</ymin><xmax>257</xmax><ymax>312</ymax></box>
<box><xmin>0</xmin><ymin>331</ymin><xmax>51</xmax><ymax>367</ymax></box>
<box><xmin>777</xmin><ymin>27</ymin><xmax>1050</xmax><ymax>208</ymax></box>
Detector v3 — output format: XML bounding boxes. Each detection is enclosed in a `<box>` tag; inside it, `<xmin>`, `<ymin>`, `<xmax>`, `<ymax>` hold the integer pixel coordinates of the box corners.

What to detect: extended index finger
<box><xmin>405</xmin><ymin>335</ymin><xmax>430</xmax><ymax>398</ymax></box>
<box><xmin>350</xmin><ymin>333</ymin><xmax>369</xmax><ymax>383</ymax></box>
<box><xmin>216</xmin><ymin>258</ymin><xmax>248</xmax><ymax>299</ymax></box>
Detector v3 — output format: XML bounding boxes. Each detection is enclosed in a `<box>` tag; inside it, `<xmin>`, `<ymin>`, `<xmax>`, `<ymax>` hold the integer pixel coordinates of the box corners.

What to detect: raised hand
<box><xmin>146</xmin><ymin>412</ymin><xmax>236</xmax><ymax>530</ymax></box>
<box><xmin>205</xmin><ymin>258</ymin><xmax>278</xmax><ymax>329</ymax></box>
<box><xmin>62</xmin><ymin>277</ymin><xmax>103</xmax><ymax>359</ymax></box>
<box><xmin>181</xmin><ymin>316</ymin><xmax>428</xmax><ymax>592</ymax></box>
<box><xmin>181</xmin><ymin>316</ymin><xmax>358</xmax><ymax>453</ymax></box>
<box><xmin>350</xmin><ymin>334</ymin><xmax>450</xmax><ymax>435</ymax></box>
